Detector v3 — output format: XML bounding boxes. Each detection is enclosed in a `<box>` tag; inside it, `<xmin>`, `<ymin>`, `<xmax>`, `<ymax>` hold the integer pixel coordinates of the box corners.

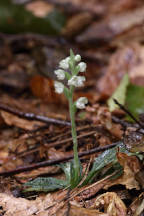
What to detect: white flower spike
<box><xmin>76</xmin><ymin>97</ymin><xmax>88</xmax><ymax>109</ymax></box>
<box><xmin>52</xmin><ymin>49</ymin><xmax>88</xmax><ymax>189</ymax></box>
<box><xmin>74</xmin><ymin>54</ymin><xmax>81</xmax><ymax>62</ymax></box>
<box><xmin>78</xmin><ymin>62</ymin><xmax>87</xmax><ymax>72</ymax></box>
<box><xmin>54</xmin><ymin>69</ymin><xmax>65</xmax><ymax>80</ymax></box>
<box><xmin>54</xmin><ymin>81</ymin><xmax>64</xmax><ymax>94</ymax></box>
<box><xmin>68</xmin><ymin>75</ymin><xmax>85</xmax><ymax>87</ymax></box>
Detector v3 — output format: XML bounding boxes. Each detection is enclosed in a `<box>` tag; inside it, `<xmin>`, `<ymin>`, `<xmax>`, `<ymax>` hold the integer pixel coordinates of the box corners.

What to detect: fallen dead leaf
<box><xmin>0</xmin><ymin>191</ymin><xmax>67</xmax><ymax>216</ymax></box>
<box><xmin>128</xmin><ymin>192</ymin><xmax>144</xmax><ymax>216</ymax></box>
<box><xmin>104</xmin><ymin>152</ymin><xmax>141</xmax><ymax>190</ymax></box>
<box><xmin>73</xmin><ymin>175</ymin><xmax>111</xmax><ymax>202</ymax></box>
<box><xmin>90</xmin><ymin>192</ymin><xmax>127</xmax><ymax>216</ymax></box>
<box><xmin>26</xmin><ymin>0</ymin><xmax>54</xmax><ymax>17</ymax></box>
<box><xmin>70</xmin><ymin>204</ymin><xmax>108</xmax><ymax>216</ymax></box>
<box><xmin>77</xmin><ymin>6</ymin><xmax>144</xmax><ymax>44</ymax></box>
<box><xmin>98</xmin><ymin>43</ymin><xmax>144</xmax><ymax>98</ymax></box>
<box><xmin>1</xmin><ymin>111</ymin><xmax>44</xmax><ymax>130</ymax></box>
<box><xmin>30</xmin><ymin>75</ymin><xmax>67</xmax><ymax>105</ymax></box>
<box><xmin>62</xmin><ymin>12</ymin><xmax>93</xmax><ymax>37</ymax></box>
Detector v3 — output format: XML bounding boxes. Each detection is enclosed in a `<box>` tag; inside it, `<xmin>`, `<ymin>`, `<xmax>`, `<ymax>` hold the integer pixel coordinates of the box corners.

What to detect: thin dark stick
<box><xmin>0</xmin><ymin>143</ymin><xmax>118</xmax><ymax>176</ymax></box>
<box><xmin>65</xmin><ymin>188</ymin><xmax>71</xmax><ymax>216</ymax></box>
<box><xmin>112</xmin><ymin>116</ymin><xmax>144</xmax><ymax>134</ymax></box>
<box><xmin>0</xmin><ymin>104</ymin><xmax>70</xmax><ymax>126</ymax></box>
<box><xmin>113</xmin><ymin>99</ymin><xmax>144</xmax><ymax>129</ymax></box>
<box><xmin>111</xmin><ymin>116</ymin><xmax>132</xmax><ymax>128</ymax></box>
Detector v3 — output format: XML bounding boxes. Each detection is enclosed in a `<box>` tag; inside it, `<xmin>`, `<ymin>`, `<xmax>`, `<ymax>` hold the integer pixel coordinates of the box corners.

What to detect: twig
<box><xmin>45</xmin><ymin>130</ymin><xmax>96</xmax><ymax>148</ymax></box>
<box><xmin>0</xmin><ymin>142</ymin><xmax>118</xmax><ymax>176</ymax></box>
<box><xmin>112</xmin><ymin>115</ymin><xmax>144</xmax><ymax>134</ymax></box>
<box><xmin>113</xmin><ymin>99</ymin><xmax>144</xmax><ymax>129</ymax></box>
<box><xmin>0</xmin><ymin>33</ymin><xmax>64</xmax><ymax>47</ymax></box>
<box><xmin>66</xmin><ymin>188</ymin><xmax>71</xmax><ymax>216</ymax></box>
<box><xmin>0</xmin><ymin>104</ymin><xmax>71</xmax><ymax>126</ymax></box>
<box><xmin>111</xmin><ymin>116</ymin><xmax>132</xmax><ymax>128</ymax></box>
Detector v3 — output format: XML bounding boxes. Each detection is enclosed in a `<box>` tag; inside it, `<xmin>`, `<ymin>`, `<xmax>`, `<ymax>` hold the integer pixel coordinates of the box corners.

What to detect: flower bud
<box><xmin>74</xmin><ymin>54</ymin><xmax>81</xmax><ymax>62</ymax></box>
<box><xmin>76</xmin><ymin>97</ymin><xmax>88</xmax><ymax>109</ymax></box>
<box><xmin>59</xmin><ymin>59</ymin><xmax>69</xmax><ymax>70</ymax></box>
<box><xmin>54</xmin><ymin>81</ymin><xmax>64</xmax><ymax>94</ymax></box>
<box><xmin>65</xmin><ymin>56</ymin><xmax>70</xmax><ymax>63</ymax></box>
<box><xmin>78</xmin><ymin>62</ymin><xmax>87</xmax><ymax>72</ymax></box>
<box><xmin>68</xmin><ymin>75</ymin><xmax>85</xmax><ymax>87</ymax></box>
<box><xmin>54</xmin><ymin>69</ymin><xmax>65</xmax><ymax>80</ymax></box>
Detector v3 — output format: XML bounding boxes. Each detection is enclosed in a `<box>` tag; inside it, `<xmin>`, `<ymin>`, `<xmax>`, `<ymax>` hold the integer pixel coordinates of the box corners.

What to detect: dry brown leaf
<box><xmin>86</xmin><ymin>104</ymin><xmax>123</xmax><ymax>139</ymax></box>
<box><xmin>62</xmin><ymin>12</ymin><xmax>93</xmax><ymax>37</ymax></box>
<box><xmin>128</xmin><ymin>192</ymin><xmax>144</xmax><ymax>216</ymax></box>
<box><xmin>90</xmin><ymin>192</ymin><xmax>127</xmax><ymax>216</ymax></box>
<box><xmin>74</xmin><ymin>175</ymin><xmax>111</xmax><ymax>202</ymax></box>
<box><xmin>0</xmin><ymin>191</ymin><xmax>67</xmax><ymax>216</ymax></box>
<box><xmin>77</xmin><ymin>6</ymin><xmax>144</xmax><ymax>44</ymax></box>
<box><xmin>48</xmin><ymin>147</ymin><xmax>70</xmax><ymax>160</ymax></box>
<box><xmin>16</xmin><ymin>166</ymin><xmax>60</xmax><ymax>182</ymax></box>
<box><xmin>98</xmin><ymin>43</ymin><xmax>144</xmax><ymax>98</ymax></box>
<box><xmin>30</xmin><ymin>75</ymin><xmax>67</xmax><ymax>105</ymax></box>
<box><xmin>57</xmin><ymin>0</ymin><xmax>142</xmax><ymax>16</ymax></box>
<box><xmin>70</xmin><ymin>204</ymin><xmax>108</xmax><ymax>216</ymax></box>
<box><xmin>104</xmin><ymin>152</ymin><xmax>141</xmax><ymax>190</ymax></box>
<box><xmin>1</xmin><ymin>111</ymin><xmax>44</xmax><ymax>130</ymax></box>
<box><xmin>26</xmin><ymin>0</ymin><xmax>54</xmax><ymax>17</ymax></box>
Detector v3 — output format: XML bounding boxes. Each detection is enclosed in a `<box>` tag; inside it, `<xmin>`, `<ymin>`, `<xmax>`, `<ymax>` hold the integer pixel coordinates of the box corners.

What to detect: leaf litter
<box><xmin>0</xmin><ymin>0</ymin><xmax>143</xmax><ymax>215</ymax></box>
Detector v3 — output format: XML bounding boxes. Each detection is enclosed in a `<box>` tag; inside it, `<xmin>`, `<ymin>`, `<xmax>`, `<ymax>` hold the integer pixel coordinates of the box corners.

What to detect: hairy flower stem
<box><xmin>69</xmin><ymin>94</ymin><xmax>80</xmax><ymax>178</ymax></box>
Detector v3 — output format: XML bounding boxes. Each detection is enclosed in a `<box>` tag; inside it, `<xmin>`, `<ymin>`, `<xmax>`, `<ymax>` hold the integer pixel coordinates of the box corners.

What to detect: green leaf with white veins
<box><xmin>81</xmin><ymin>142</ymin><xmax>129</xmax><ymax>185</ymax></box>
<box><xmin>24</xmin><ymin>177</ymin><xmax>67</xmax><ymax>192</ymax></box>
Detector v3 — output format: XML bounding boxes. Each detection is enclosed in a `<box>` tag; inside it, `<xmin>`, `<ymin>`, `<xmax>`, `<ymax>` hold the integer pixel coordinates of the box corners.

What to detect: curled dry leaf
<box><xmin>90</xmin><ymin>192</ymin><xmax>127</xmax><ymax>216</ymax></box>
<box><xmin>104</xmin><ymin>152</ymin><xmax>141</xmax><ymax>190</ymax></box>
<box><xmin>70</xmin><ymin>204</ymin><xmax>108</xmax><ymax>216</ymax></box>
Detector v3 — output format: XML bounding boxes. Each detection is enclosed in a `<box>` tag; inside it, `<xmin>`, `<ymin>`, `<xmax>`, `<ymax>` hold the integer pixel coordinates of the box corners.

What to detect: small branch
<box><xmin>0</xmin><ymin>104</ymin><xmax>71</xmax><ymax>126</ymax></box>
<box><xmin>45</xmin><ymin>130</ymin><xmax>96</xmax><ymax>148</ymax></box>
<box><xmin>113</xmin><ymin>99</ymin><xmax>144</xmax><ymax>129</ymax></box>
<box><xmin>0</xmin><ymin>143</ymin><xmax>118</xmax><ymax>176</ymax></box>
<box><xmin>111</xmin><ymin>116</ymin><xmax>131</xmax><ymax>128</ymax></box>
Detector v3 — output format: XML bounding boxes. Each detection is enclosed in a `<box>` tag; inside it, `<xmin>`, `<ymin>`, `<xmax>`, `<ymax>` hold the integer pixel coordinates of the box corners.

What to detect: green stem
<box><xmin>69</xmin><ymin>93</ymin><xmax>79</xmax><ymax>177</ymax></box>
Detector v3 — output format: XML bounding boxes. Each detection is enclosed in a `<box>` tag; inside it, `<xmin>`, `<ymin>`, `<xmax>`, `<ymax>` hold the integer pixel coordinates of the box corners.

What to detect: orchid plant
<box><xmin>24</xmin><ymin>50</ymin><xmax>88</xmax><ymax>191</ymax></box>
<box><xmin>53</xmin><ymin>49</ymin><xmax>88</xmax><ymax>187</ymax></box>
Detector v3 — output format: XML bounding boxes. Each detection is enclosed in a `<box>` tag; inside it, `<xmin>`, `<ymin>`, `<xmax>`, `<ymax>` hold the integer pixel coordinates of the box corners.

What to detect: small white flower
<box><xmin>76</xmin><ymin>97</ymin><xmax>88</xmax><ymax>109</ymax></box>
<box><xmin>54</xmin><ymin>81</ymin><xmax>64</xmax><ymax>94</ymax></box>
<box><xmin>65</xmin><ymin>56</ymin><xmax>70</xmax><ymax>63</ymax></box>
<box><xmin>74</xmin><ymin>54</ymin><xmax>81</xmax><ymax>62</ymax></box>
<box><xmin>54</xmin><ymin>69</ymin><xmax>65</xmax><ymax>80</ymax></box>
<box><xmin>68</xmin><ymin>75</ymin><xmax>85</xmax><ymax>87</ymax></box>
<box><xmin>59</xmin><ymin>56</ymin><xmax>70</xmax><ymax>70</ymax></box>
<box><xmin>78</xmin><ymin>62</ymin><xmax>87</xmax><ymax>72</ymax></box>
<box><xmin>59</xmin><ymin>59</ymin><xmax>69</xmax><ymax>70</ymax></box>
